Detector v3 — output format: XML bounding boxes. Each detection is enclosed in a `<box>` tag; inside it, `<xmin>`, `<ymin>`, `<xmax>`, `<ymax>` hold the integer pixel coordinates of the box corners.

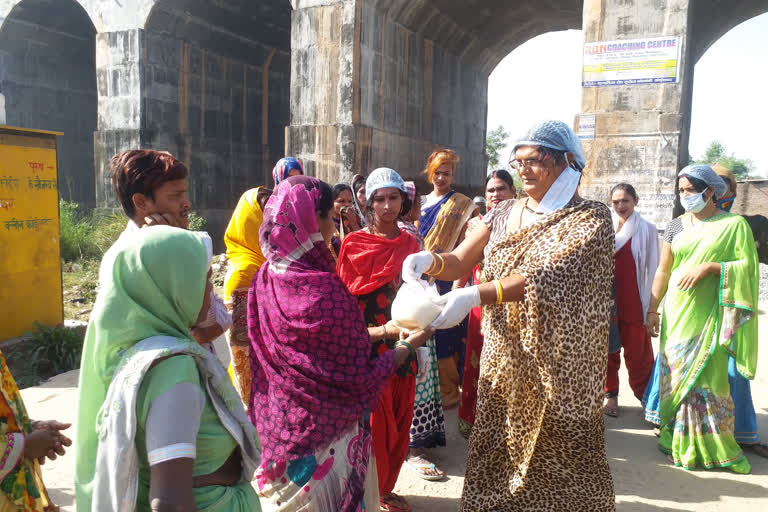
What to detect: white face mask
<box><xmin>680</xmin><ymin>191</ymin><xmax>708</xmax><ymax>213</ymax></box>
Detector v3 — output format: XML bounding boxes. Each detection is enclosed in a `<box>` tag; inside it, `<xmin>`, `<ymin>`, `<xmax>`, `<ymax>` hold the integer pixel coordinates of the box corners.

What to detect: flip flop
<box><xmin>603</xmin><ymin>397</ymin><xmax>618</xmax><ymax>417</ymax></box>
<box><xmin>404</xmin><ymin>456</ymin><xmax>445</xmax><ymax>481</ymax></box>
<box><xmin>380</xmin><ymin>493</ymin><xmax>412</xmax><ymax>512</ymax></box>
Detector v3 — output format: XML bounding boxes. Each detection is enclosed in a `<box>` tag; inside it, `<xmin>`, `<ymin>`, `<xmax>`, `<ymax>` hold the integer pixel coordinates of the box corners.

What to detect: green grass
<box><xmin>62</xmin><ymin>259</ymin><xmax>100</xmax><ymax>320</ymax></box>
<box><xmin>7</xmin><ymin>323</ymin><xmax>86</xmax><ymax>388</ymax></box>
<box><xmin>188</xmin><ymin>211</ymin><xmax>206</xmax><ymax>231</ymax></box>
<box><xmin>59</xmin><ymin>200</ymin><xmax>208</xmax><ymax>262</ymax></box>
<box><xmin>59</xmin><ymin>201</ymin><xmax>127</xmax><ymax>261</ymax></box>
<box><xmin>58</xmin><ymin>200</ymin><xmax>212</xmax><ymax>319</ymax></box>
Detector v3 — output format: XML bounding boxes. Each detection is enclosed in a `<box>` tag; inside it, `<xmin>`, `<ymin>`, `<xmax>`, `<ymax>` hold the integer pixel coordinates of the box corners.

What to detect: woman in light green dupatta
<box><xmin>645</xmin><ymin>164</ymin><xmax>758</xmax><ymax>474</ymax></box>
<box><xmin>75</xmin><ymin>226</ymin><xmax>260</xmax><ymax>511</ymax></box>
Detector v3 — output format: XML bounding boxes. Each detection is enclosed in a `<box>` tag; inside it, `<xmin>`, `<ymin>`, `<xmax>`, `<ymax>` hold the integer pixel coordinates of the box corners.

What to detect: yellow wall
<box><xmin>0</xmin><ymin>127</ymin><xmax>63</xmax><ymax>340</ymax></box>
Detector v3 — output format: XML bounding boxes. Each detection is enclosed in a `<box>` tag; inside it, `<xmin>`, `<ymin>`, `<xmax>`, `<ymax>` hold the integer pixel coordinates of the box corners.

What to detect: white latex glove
<box><xmin>429</xmin><ymin>286</ymin><xmax>481</xmax><ymax>330</ymax></box>
<box><xmin>402</xmin><ymin>251</ymin><xmax>435</xmax><ymax>282</ymax></box>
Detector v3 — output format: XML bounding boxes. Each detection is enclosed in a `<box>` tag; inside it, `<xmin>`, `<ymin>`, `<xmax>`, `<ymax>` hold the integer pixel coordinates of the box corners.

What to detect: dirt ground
<box><xmin>22</xmin><ymin>309</ymin><xmax>768</xmax><ymax>511</ymax></box>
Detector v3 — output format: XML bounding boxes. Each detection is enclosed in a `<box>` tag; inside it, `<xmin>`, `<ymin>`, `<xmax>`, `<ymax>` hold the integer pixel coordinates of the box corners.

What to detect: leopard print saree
<box><xmin>461</xmin><ymin>199</ymin><xmax>616</xmax><ymax>511</ymax></box>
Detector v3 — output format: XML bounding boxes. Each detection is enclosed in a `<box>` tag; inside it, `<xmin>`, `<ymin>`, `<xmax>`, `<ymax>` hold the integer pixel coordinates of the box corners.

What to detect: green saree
<box><xmin>75</xmin><ymin>226</ymin><xmax>261</xmax><ymax>511</ymax></box>
<box><xmin>657</xmin><ymin>213</ymin><xmax>758</xmax><ymax>473</ymax></box>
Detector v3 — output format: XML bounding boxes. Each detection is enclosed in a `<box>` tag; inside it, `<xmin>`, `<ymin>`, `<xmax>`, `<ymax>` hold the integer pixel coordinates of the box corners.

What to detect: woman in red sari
<box><xmin>458</xmin><ymin>169</ymin><xmax>516</xmax><ymax>438</ymax></box>
<box><xmin>604</xmin><ymin>183</ymin><xmax>659</xmax><ymax>417</ymax></box>
<box><xmin>337</xmin><ymin>168</ymin><xmax>422</xmax><ymax>512</ymax></box>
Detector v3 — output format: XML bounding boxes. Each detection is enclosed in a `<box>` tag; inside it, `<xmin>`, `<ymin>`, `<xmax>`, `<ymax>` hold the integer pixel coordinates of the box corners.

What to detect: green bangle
<box><xmin>395</xmin><ymin>340</ymin><xmax>416</xmax><ymax>359</ymax></box>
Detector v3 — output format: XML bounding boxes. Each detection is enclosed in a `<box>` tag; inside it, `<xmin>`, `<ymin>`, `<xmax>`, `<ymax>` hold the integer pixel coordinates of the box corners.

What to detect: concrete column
<box><xmin>288</xmin><ymin>0</ymin><xmax>488</xmax><ymax>189</ymax></box>
<box><xmin>578</xmin><ymin>0</ymin><xmax>695</xmax><ymax>229</ymax></box>
<box><xmin>94</xmin><ymin>29</ymin><xmax>144</xmax><ymax>209</ymax></box>
<box><xmin>287</xmin><ymin>0</ymin><xmax>360</xmax><ymax>184</ymax></box>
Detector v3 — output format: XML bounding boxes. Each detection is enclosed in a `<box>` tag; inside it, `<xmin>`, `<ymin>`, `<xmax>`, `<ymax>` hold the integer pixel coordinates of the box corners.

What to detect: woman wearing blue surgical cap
<box><xmin>402</xmin><ymin>120</ymin><xmax>616</xmax><ymax>510</ymax></box>
<box><xmin>336</xmin><ymin>168</ymin><xmax>426</xmax><ymax>512</ymax></box>
<box><xmin>640</xmin><ymin>163</ymin><xmax>758</xmax><ymax>474</ymax></box>
<box><xmin>272</xmin><ymin>157</ymin><xmax>303</xmax><ymax>186</ymax></box>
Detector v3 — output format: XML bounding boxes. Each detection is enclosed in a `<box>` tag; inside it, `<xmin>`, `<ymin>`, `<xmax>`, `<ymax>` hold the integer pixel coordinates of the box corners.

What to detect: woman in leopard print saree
<box><xmin>403</xmin><ymin>121</ymin><xmax>616</xmax><ymax>511</ymax></box>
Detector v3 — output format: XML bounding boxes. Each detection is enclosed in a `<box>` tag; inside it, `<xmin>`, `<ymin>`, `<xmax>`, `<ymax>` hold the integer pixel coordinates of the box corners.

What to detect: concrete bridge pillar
<box><xmin>287</xmin><ymin>0</ymin><xmax>360</xmax><ymax>184</ymax></box>
<box><xmin>94</xmin><ymin>30</ymin><xmax>144</xmax><ymax>209</ymax></box>
<box><xmin>91</xmin><ymin>1</ymin><xmax>292</xmax><ymax>245</ymax></box>
<box><xmin>578</xmin><ymin>0</ymin><xmax>696</xmax><ymax>228</ymax></box>
<box><xmin>287</xmin><ymin>0</ymin><xmax>488</xmax><ymax>190</ymax></box>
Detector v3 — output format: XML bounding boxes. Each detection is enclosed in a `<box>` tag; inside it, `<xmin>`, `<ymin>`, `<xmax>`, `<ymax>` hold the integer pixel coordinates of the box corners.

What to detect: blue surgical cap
<box><xmin>512</xmin><ymin>120</ymin><xmax>586</xmax><ymax>171</ymax></box>
<box><xmin>678</xmin><ymin>164</ymin><xmax>728</xmax><ymax>199</ymax></box>
<box><xmin>365</xmin><ymin>167</ymin><xmax>406</xmax><ymax>201</ymax></box>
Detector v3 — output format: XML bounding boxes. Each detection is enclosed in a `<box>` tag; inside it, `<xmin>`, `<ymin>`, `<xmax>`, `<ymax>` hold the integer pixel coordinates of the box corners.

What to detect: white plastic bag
<box><xmin>391</xmin><ymin>279</ymin><xmax>443</xmax><ymax>331</ymax></box>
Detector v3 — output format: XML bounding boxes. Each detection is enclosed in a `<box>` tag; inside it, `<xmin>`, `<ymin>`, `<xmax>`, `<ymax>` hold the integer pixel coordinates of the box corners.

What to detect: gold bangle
<box><xmin>426</xmin><ymin>252</ymin><xmax>444</xmax><ymax>276</ymax></box>
<box><xmin>433</xmin><ymin>253</ymin><xmax>445</xmax><ymax>276</ymax></box>
<box><xmin>494</xmin><ymin>280</ymin><xmax>504</xmax><ymax>304</ymax></box>
<box><xmin>425</xmin><ymin>252</ymin><xmax>437</xmax><ymax>275</ymax></box>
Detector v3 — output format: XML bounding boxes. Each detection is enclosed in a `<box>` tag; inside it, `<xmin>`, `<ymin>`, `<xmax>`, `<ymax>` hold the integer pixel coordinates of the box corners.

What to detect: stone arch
<box><xmin>142</xmin><ymin>0</ymin><xmax>292</xmax><ymax>206</ymax></box>
<box><xmin>686</xmin><ymin>11</ymin><xmax>767</xmax><ymax>183</ymax></box>
<box><xmin>691</xmin><ymin>0</ymin><xmax>768</xmax><ymax>64</ymax></box>
<box><xmin>0</xmin><ymin>0</ymin><xmax>98</xmax><ymax>205</ymax></box>
<box><xmin>304</xmin><ymin>0</ymin><xmax>582</xmax><ymax>190</ymax></box>
<box><xmin>369</xmin><ymin>0</ymin><xmax>582</xmax><ymax>74</ymax></box>
<box><xmin>669</xmin><ymin>4</ymin><xmax>768</xmax><ymax>217</ymax></box>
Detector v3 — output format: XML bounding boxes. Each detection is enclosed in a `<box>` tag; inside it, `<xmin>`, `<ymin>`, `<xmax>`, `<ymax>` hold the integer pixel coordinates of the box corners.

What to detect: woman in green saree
<box><xmin>645</xmin><ymin>164</ymin><xmax>758</xmax><ymax>474</ymax></box>
<box><xmin>75</xmin><ymin>226</ymin><xmax>261</xmax><ymax>511</ymax></box>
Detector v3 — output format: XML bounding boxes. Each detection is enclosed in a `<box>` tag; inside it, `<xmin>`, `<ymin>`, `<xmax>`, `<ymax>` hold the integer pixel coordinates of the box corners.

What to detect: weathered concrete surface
<box><xmin>578</xmin><ymin>0</ymin><xmax>694</xmax><ymax>230</ymax></box>
<box><xmin>22</xmin><ymin>310</ymin><xmax>768</xmax><ymax>511</ymax></box>
<box><xmin>92</xmin><ymin>1</ymin><xmax>292</xmax><ymax>248</ymax></box>
<box><xmin>0</xmin><ymin>0</ymin><xmax>291</xmax><ymax>248</ymax></box>
<box><xmin>0</xmin><ymin>0</ymin><xmax>97</xmax><ymax>205</ymax></box>
<box><xmin>577</xmin><ymin>0</ymin><xmax>768</xmax><ymax>228</ymax></box>
<box><xmin>142</xmin><ymin>0</ymin><xmax>291</xmax><ymax>200</ymax></box>
<box><xmin>2</xmin><ymin>0</ymin><xmax>768</xmax><ymax>238</ymax></box>
<box><xmin>690</xmin><ymin>0</ymin><xmax>768</xmax><ymax>64</ymax></box>
<box><xmin>288</xmin><ymin>0</ymin><xmax>581</xmax><ymax>190</ymax></box>
<box><xmin>734</xmin><ymin>180</ymin><xmax>768</xmax><ymax>218</ymax></box>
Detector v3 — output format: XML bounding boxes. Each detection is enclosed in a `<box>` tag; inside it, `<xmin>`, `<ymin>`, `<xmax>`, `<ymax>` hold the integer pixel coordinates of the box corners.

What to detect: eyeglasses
<box><xmin>509</xmin><ymin>155</ymin><xmax>550</xmax><ymax>171</ymax></box>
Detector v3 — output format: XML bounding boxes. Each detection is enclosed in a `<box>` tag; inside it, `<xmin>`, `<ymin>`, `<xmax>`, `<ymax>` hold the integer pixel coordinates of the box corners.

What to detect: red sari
<box><xmin>337</xmin><ymin>229</ymin><xmax>420</xmax><ymax>497</ymax></box>
<box><xmin>605</xmin><ymin>238</ymin><xmax>654</xmax><ymax>398</ymax></box>
<box><xmin>458</xmin><ymin>264</ymin><xmax>483</xmax><ymax>438</ymax></box>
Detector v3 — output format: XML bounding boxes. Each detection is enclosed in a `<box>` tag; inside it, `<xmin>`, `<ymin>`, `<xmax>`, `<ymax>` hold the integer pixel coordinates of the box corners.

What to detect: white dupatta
<box><xmin>612</xmin><ymin>211</ymin><xmax>660</xmax><ymax>316</ymax></box>
<box><xmin>92</xmin><ymin>336</ymin><xmax>261</xmax><ymax>512</ymax></box>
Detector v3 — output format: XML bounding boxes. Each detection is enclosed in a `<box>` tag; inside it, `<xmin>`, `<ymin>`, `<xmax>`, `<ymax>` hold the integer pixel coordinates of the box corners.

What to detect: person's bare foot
<box><xmin>603</xmin><ymin>396</ymin><xmax>619</xmax><ymax>417</ymax></box>
<box><xmin>405</xmin><ymin>448</ymin><xmax>444</xmax><ymax>480</ymax></box>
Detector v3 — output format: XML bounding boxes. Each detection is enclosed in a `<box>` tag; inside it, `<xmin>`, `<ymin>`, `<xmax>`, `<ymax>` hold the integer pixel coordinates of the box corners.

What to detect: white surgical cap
<box><xmin>512</xmin><ymin>120</ymin><xmax>586</xmax><ymax>171</ymax></box>
<box><xmin>678</xmin><ymin>164</ymin><xmax>728</xmax><ymax>199</ymax></box>
<box><xmin>365</xmin><ymin>167</ymin><xmax>406</xmax><ymax>201</ymax></box>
